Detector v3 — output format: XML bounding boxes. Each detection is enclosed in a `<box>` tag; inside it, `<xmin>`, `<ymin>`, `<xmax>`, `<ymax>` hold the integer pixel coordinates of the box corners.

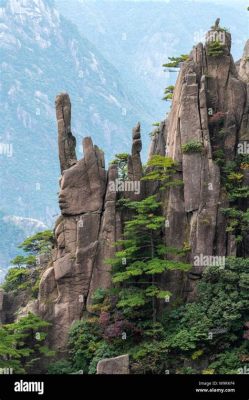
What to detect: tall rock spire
<box><xmin>38</xmin><ymin>94</ymin><xmax>119</xmax><ymax>351</ymax></box>
<box><xmin>55</xmin><ymin>93</ymin><xmax>77</xmax><ymax>173</ymax></box>
<box><xmin>151</xmin><ymin>25</ymin><xmax>248</xmax><ymax>299</ymax></box>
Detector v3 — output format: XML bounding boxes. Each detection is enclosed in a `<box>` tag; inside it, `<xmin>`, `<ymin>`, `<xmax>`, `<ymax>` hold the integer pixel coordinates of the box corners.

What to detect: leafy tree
<box><xmin>47</xmin><ymin>359</ymin><xmax>75</xmax><ymax>374</ymax></box>
<box><xmin>110</xmin><ymin>153</ymin><xmax>129</xmax><ymax>180</ymax></box>
<box><xmin>142</xmin><ymin>155</ymin><xmax>183</xmax><ymax>188</ymax></box>
<box><xmin>107</xmin><ymin>195</ymin><xmax>191</xmax><ymax>324</ymax></box>
<box><xmin>68</xmin><ymin>319</ymin><xmax>103</xmax><ymax>374</ymax></box>
<box><xmin>162</xmin><ymin>257</ymin><xmax>249</xmax><ymax>373</ymax></box>
<box><xmin>163</xmin><ymin>85</ymin><xmax>175</xmax><ymax>101</ymax></box>
<box><xmin>0</xmin><ymin>313</ymin><xmax>53</xmax><ymax>373</ymax></box>
<box><xmin>18</xmin><ymin>230</ymin><xmax>54</xmax><ymax>255</ymax></box>
<box><xmin>2</xmin><ymin>230</ymin><xmax>54</xmax><ymax>295</ymax></box>
<box><xmin>11</xmin><ymin>254</ymin><xmax>36</xmax><ymax>268</ymax></box>
<box><xmin>2</xmin><ymin>267</ymin><xmax>30</xmax><ymax>292</ymax></box>
<box><xmin>181</xmin><ymin>140</ymin><xmax>204</xmax><ymax>154</ymax></box>
<box><xmin>163</xmin><ymin>54</ymin><xmax>189</xmax><ymax>69</ymax></box>
<box><xmin>207</xmin><ymin>40</ymin><xmax>225</xmax><ymax>57</ymax></box>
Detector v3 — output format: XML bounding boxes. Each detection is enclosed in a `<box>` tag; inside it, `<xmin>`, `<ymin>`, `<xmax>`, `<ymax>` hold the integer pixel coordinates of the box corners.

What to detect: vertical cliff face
<box><xmin>150</xmin><ymin>26</ymin><xmax>249</xmax><ymax>299</ymax></box>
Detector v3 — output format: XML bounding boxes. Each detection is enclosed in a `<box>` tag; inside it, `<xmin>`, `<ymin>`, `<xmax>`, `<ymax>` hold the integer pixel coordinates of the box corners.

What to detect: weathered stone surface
<box><xmin>17</xmin><ymin>300</ymin><xmax>39</xmax><ymax>320</ymax></box>
<box><xmin>36</xmin><ymin>93</ymin><xmax>119</xmax><ymax>350</ymax></box>
<box><xmin>153</xmin><ymin>26</ymin><xmax>248</xmax><ymax>299</ymax></box>
<box><xmin>56</xmin><ymin>93</ymin><xmax>77</xmax><ymax>173</ymax></box>
<box><xmin>59</xmin><ymin>137</ymin><xmax>106</xmax><ymax>215</ymax></box>
<box><xmin>87</xmin><ymin>165</ymin><xmax>118</xmax><ymax>309</ymax></box>
<box><xmin>239</xmin><ymin>40</ymin><xmax>249</xmax><ymax>83</ymax></box>
<box><xmin>97</xmin><ymin>355</ymin><xmax>129</xmax><ymax>375</ymax></box>
<box><xmin>148</xmin><ymin>120</ymin><xmax>166</xmax><ymax>158</ymax></box>
<box><xmin>128</xmin><ymin>122</ymin><xmax>143</xmax><ymax>182</ymax></box>
<box><xmin>39</xmin><ymin>267</ymin><xmax>57</xmax><ymax>298</ymax></box>
<box><xmin>54</xmin><ymin>254</ymin><xmax>74</xmax><ymax>281</ymax></box>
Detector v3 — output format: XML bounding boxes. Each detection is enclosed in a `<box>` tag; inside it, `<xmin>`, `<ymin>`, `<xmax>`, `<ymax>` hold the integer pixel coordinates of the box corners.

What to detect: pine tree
<box><xmin>108</xmin><ymin>195</ymin><xmax>191</xmax><ymax>322</ymax></box>
<box><xmin>0</xmin><ymin>313</ymin><xmax>54</xmax><ymax>373</ymax></box>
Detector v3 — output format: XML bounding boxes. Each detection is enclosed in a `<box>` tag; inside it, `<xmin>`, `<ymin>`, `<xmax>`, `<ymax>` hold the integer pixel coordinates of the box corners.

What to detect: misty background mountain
<box><xmin>0</xmin><ymin>0</ymin><xmax>248</xmax><ymax>274</ymax></box>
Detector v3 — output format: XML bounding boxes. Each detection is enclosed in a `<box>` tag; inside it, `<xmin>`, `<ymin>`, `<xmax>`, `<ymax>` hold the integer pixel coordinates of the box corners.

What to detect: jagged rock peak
<box><xmin>132</xmin><ymin>122</ymin><xmax>141</xmax><ymax>140</ymax></box>
<box><xmin>127</xmin><ymin>122</ymin><xmax>143</xmax><ymax>189</ymax></box>
<box><xmin>55</xmin><ymin>93</ymin><xmax>77</xmax><ymax>173</ymax></box>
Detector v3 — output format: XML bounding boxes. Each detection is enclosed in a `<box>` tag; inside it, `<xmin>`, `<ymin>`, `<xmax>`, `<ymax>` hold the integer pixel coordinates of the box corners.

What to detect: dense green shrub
<box><xmin>163</xmin><ymin>85</ymin><xmax>175</xmax><ymax>101</ymax></box>
<box><xmin>2</xmin><ymin>267</ymin><xmax>30</xmax><ymax>292</ymax></box>
<box><xmin>163</xmin><ymin>54</ymin><xmax>189</xmax><ymax>68</ymax></box>
<box><xmin>47</xmin><ymin>359</ymin><xmax>75</xmax><ymax>374</ymax></box>
<box><xmin>0</xmin><ymin>313</ymin><xmax>53</xmax><ymax>374</ymax></box>
<box><xmin>207</xmin><ymin>40</ymin><xmax>225</xmax><ymax>57</ymax></box>
<box><xmin>181</xmin><ymin>140</ymin><xmax>203</xmax><ymax>154</ymax></box>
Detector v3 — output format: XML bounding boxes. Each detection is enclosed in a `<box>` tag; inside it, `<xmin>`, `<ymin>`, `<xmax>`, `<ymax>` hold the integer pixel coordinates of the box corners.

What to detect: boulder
<box><xmin>97</xmin><ymin>355</ymin><xmax>129</xmax><ymax>375</ymax></box>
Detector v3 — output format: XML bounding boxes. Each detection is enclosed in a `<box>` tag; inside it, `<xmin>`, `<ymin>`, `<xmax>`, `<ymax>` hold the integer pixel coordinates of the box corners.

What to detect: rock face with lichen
<box><xmin>151</xmin><ymin>27</ymin><xmax>249</xmax><ymax>299</ymax></box>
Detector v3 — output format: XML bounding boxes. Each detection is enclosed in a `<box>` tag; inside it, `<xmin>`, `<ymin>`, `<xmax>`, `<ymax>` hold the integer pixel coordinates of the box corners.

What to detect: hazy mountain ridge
<box><xmin>0</xmin><ymin>0</ymin><xmax>153</xmax><ymax>220</ymax></box>
<box><xmin>0</xmin><ymin>0</ymin><xmax>155</xmax><ymax>270</ymax></box>
<box><xmin>57</xmin><ymin>0</ymin><xmax>249</xmax><ymax>115</ymax></box>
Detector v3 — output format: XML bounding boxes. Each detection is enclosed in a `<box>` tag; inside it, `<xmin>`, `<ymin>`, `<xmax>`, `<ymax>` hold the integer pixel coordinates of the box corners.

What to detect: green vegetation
<box><xmin>18</xmin><ymin>230</ymin><xmax>54</xmax><ymax>255</ymax></box>
<box><xmin>163</xmin><ymin>54</ymin><xmax>189</xmax><ymax>69</ymax></box>
<box><xmin>62</xmin><ymin>256</ymin><xmax>249</xmax><ymax>374</ymax></box>
<box><xmin>2</xmin><ymin>267</ymin><xmax>30</xmax><ymax>292</ymax></box>
<box><xmin>215</xmin><ymin>154</ymin><xmax>249</xmax><ymax>252</ymax></box>
<box><xmin>207</xmin><ymin>40</ymin><xmax>225</xmax><ymax>57</ymax></box>
<box><xmin>163</xmin><ymin>85</ymin><xmax>175</xmax><ymax>101</ymax></box>
<box><xmin>221</xmin><ymin>208</ymin><xmax>249</xmax><ymax>243</ymax></box>
<box><xmin>213</xmin><ymin>149</ymin><xmax>225</xmax><ymax>167</ymax></box>
<box><xmin>110</xmin><ymin>153</ymin><xmax>129</xmax><ymax>180</ymax></box>
<box><xmin>142</xmin><ymin>155</ymin><xmax>183</xmax><ymax>188</ymax></box>
<box><xmin>0</xmin><ymin>313</ymin><xmax>53</xmax><ymax>373</ymax></box>
<box><xmin>181</xmin><ymin>140</ymin><xmax>204</xmax><ymax>154</ymax></box>
<box><xmin>1</xmin><ymin>230</ymin><xmax>54</xmax><ymax>296</ymax></box>
<box><xmin>58</xmin><ymin>161</ymin><xmax>191</xmax><ymax>374</ymax></box>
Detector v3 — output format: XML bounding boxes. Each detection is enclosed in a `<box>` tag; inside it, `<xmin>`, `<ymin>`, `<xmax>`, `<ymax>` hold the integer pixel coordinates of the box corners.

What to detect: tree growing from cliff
<box><xmin>207</xmin><ymin>40</ymin><xmax>225</xmax><ymax>57</ymax></box>
<box><xmin>163</xmin><ymin>54</ymin><xmax>189</xmax><ymax>69</ymax></box>
<box><xmin>163</xmin><ymin>85</ymin><xmax>175</xmax><ymax>101</ymax></box>
<box><xmin>110</xmin><ymin>153</ymin><xmax>129</xmax><ymax>180</ymax></box>
<box><xmin>109</xmin><ymin>195</ymin><xmax>191</xmax><ymax>317</ymax></box>
<box><xmin>11</xmin><ymin>230</ymin><xmax>54</xmax><ymax>269</ymax></box>
<box><xmin>18</xmin><ymin>230</ymin><xmax>54</xmax><ymax>255</ymax></box>
<box><xmin>142</xmin><ymin>155</ymin><xmax>183</xmax><ymax>189</ymax></box>
<box><xmin>3</xmin><ymin>230</ymin><xmax>54</xmax><ymax>298</ymax></box>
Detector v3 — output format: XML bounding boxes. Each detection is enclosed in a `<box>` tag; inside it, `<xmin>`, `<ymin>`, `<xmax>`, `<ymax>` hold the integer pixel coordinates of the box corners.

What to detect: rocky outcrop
<box><xmin>97</xmin><ymin>355</ymin><xmax>130</xmax><ymax>375</ymax></box>
<box><xmin>56</xmin><ymin>93</ymin><xmax>77</xmax><ymax>173</ymax></box>
<box><xmin>148</xmin><ymin>120</ymin><xmax>167</xmax><ymax>158</ymax></box>
<box><xmin>37</xmin><ymin>93</ymin><xmax>119</xmax><ymax>350</ymax></box>
<box><xmin>238</xmin><ymin>40</ymin><xmax>249</xmax><ymax>84</ymax></box>
<box><xmin>152</xmin><ymin>25</ymin><xmax>248</xmax><ymax>298</ymax></box>
<box><xmin>128</xmin><ymin>122</ymin><xmax>143</xmax><ymax>182</ymax></box>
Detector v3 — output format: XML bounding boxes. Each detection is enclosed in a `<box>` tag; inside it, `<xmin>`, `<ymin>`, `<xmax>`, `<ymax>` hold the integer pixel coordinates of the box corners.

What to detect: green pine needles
<box><xmin>207</xmin><ymin>40</ymin><xmax>225</xmax><ymax>57</ymax></box>
<box><xmin>142</xmin><ymin>155</ymin><xmax>183</xmax><ymax>188</ymax></box>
